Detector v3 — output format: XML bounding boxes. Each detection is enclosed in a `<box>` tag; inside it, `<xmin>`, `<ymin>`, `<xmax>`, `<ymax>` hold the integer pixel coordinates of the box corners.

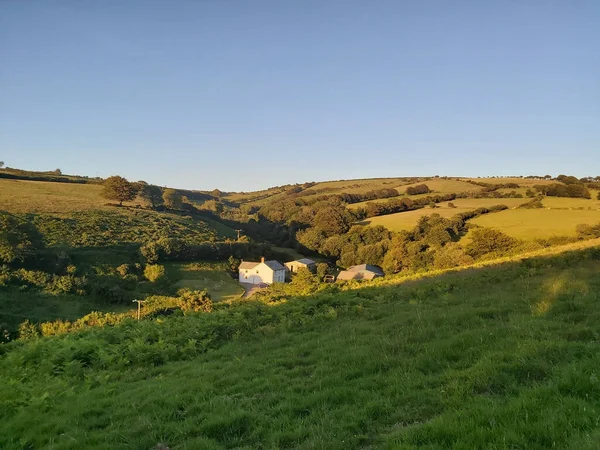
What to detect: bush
<box><xmin>406</xmin><ymin>184</ymin><xmax>430</xmax><ymax>195</ymax></box>
<box><xmin>144</xmin><ymin>264</ymin><xmax>166</xmax><ymax>283</ymax></box>
<box><xmin>576</xmin><ymin>223</ymin><xmax>600</xmax><ymax>240</ymax></box>
<box><xmin>433</xmin><ymin>243</ymin><xmax>474</xmax><ymax>270</ymax></box>
<box><xmin>466</xmin><ymin>228</ymin><xmax>518</xmax><ymax>258</ymax></box>
<box><xmin>178</xmin><ymin>289</ymin><xmax>213</xmax><ymax>313</ymax></box>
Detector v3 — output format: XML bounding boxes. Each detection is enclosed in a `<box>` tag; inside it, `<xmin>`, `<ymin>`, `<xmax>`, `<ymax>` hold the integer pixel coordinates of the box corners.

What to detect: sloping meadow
<box><xmin>1</xmin><ymin>248</ymin><xmax>599</xmax><ymax>449</ymax></box>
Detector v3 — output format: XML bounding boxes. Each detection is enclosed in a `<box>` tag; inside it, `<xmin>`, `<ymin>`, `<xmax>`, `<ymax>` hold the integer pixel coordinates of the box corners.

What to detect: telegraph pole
<box><xmin>235</xmin><ymin>229</ymin><xmax>243</xmax><ymax>241</ymax></box>
<box><xmin>132</xmin><ymin>299</ymin><xmax>146</xmax><ymax>320</ymax></box>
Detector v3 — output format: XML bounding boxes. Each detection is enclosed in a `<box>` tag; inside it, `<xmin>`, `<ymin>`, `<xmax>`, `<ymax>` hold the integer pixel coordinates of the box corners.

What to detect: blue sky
<box><xmin>1</xmin><ymin>1</ymin><xmax>598</xmax><ymax>191</ymax></box>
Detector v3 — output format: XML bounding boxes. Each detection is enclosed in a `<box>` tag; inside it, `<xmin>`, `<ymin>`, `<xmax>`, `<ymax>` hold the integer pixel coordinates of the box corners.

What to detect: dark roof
<box><xmin>347</xmin><ymin>264</ymin><xmax>384</xmax><ymax>275</ymax></box>
<box><xmin>286</xmin><ymin>258</ymin><xmax>316</xmax><ymax>266</ymax></box>
<box><xmin>297</xmin><ymin>258</ymin><xmax>316</xmax><ymax>265</ymax></box>
<box><xmin>264</xmin><ymin>260</ymin><xmax>285</xmax><ymax>271</ymax></box>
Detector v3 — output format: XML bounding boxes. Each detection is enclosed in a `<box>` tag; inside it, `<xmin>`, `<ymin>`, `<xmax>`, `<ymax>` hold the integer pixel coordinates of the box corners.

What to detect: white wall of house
<box><xmin>239</xmin><ymin>262</ymin><xmax>286</xmax><ymax>285</ymax></box>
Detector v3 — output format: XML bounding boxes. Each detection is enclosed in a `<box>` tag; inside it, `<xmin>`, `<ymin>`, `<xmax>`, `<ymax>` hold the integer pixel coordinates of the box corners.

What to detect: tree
<box><xmin>313</xmin><ymin>206</ymin><xmax>353</xmax><ymax>236</ymax></box>
<box><xmin>0</xmin><ymin>161</ymin><xmax>4</xmax><ymax>169</ymax></box>
<box><xmin>101</xmin><ymin>176</ymin><xmax>137</xmax><ymax>206</ymax></box>
<box><xmin>53</xmin><ymin>168</ymin><xmax>62</xmax><ymax>175</ymax></box>
<box><xmin>316</xmin><ymin>262</ymin><xmax>329</xmax><ymax>280</ymax></box>
<box><xmin>597</xmin><ymin>191</ymin><xmax>600</xmax><ymax>200</ymax></box>
<box><xmin>162</xmin><ymin>188</ymin><xmax>183</xmax><ymax>210</ymax></box>
<box><xmin>139</xmin><ymin>184</ymin><xmax>163</xmax><ymax>209</ymax></box>
<box><xmin>406</xmin><ymin>184</ymin><xmax>430</xmax><ymax>195</ymax></box>
<box><xmin>466</xmin><ymin>228</ymin><xmax>517</xmax><ymax>258</ymax></box>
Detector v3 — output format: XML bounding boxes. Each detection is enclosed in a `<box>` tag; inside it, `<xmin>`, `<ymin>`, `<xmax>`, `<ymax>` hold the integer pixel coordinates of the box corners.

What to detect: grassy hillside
<box><xmin>360</xmin><ymin>198</ymin><xmax>529</xmax><ymax>231</ymax></box>
<box><xmin>1</xmin><ymin>247</ymin><xmax>600</xmax><ymax>449</ymax></box>
<box><xmin>0</xmin><ymin>178</ymin><xmax>142</xmax><ymax>213</ymax></box>
<box><xmin>470</xmin><ymin>208</ymin><xmax>600</xmax><ymax>240</ymax></box>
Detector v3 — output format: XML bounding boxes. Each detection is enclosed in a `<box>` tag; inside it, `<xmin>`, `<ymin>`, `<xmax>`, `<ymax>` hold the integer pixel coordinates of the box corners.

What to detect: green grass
<box><xmin>1</xmin><ymin>248</ymin><xmax>600</xmax><ymax>449</ymax></box>
<box><xmin>470</xmin><ymin>209</ymin><xmax>600</xmax><ymax>240</ymax></box>
<box><xmin>360</xmin><ymin>198</ymin><xmax>528</xmax><ymax>231</ymax></box>
<box><xmin>166</xmin><ymin>262</ymin><xmax>244</xmax><ymax>302</ymax></box>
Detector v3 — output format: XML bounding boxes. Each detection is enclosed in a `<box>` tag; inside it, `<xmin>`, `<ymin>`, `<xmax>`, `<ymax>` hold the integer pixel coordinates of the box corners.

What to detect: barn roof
<box><xmin>347</xmin><ymin>264</ymin><xmax>384</xmax><ymax>275</ymax></box>
<box><xmin>296</xmin><ymin>258</ymin><xmax>316</xmax><ymax>265</ymax></box>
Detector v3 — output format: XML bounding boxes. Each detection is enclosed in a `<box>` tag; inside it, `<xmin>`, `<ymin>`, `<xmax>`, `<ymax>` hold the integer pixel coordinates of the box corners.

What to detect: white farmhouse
<box><xmin>238</xmin><ymin>257</ymin><xmax>286</xmax><ymax>285</ymax></box>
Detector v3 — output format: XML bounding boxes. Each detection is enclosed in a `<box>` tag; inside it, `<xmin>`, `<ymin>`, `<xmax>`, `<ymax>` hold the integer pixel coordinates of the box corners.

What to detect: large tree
<box><xmin>139</xmin><ymin>184</ymin><xmax>164</xmax><ymax>209</ymax></box>
<box><xmin>162</xmin><ymin>188</ymin><xmax>183</xmax><ymax>210</ymax></box>
<box><xmin>101</xmin><ymin>176</ymin><xmax>137</xmax><ymax>206</ymax></box>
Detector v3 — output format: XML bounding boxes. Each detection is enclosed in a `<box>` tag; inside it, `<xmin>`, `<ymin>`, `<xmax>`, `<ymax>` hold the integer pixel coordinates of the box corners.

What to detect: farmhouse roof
<box><xmin>264</xmin><ymin>260</ymin><xmax>285</xmax><ymax>271</ymax></box>
<box><xmin>239</xmin><ymin>261</ymin><xmax>259</xmax><ymax>270</ymax></box>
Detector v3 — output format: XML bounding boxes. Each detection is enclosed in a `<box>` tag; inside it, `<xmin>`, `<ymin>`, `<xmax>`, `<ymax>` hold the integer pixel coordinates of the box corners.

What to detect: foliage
<box><xmin>405</xmin><ymin>183</ymin><xmax>430</xmax><ymax>195</ymax></box>
<box><xmin>466</xmin><ymin>227</ymin><xmax>518</xmax><ymax>258</ymax></box>
<box><xmin>139</xmin><ymin>184</ymin><xmax>164</xmax><ymax>209</ymax></box>
<box><xmin>178</xmin><ymin>288</ymin><xmax>213</xmax><ymax>313</ymax></box>
<box><xmin>144</xmin><ymin>264</ymin><xmax>166</xmax><ymax>283</ymax></box>
<box><xmin>576</xmin><ymin>223</ymin><xmax>600</xmax><ymax>240</ymax></box>
<box><xmin>162</xmin><ymin>189</ymin><xmax>183</xmax><ymax>210</ymax></box>
<box><xmin>101</xmin><ymin>176</ymin><xmax>138</xmax><ymax>205</ymax></box>
<box><xmin>0</xmin><ymin>213</ymin><xmax>42</xmax><ymax>265</ymax></box>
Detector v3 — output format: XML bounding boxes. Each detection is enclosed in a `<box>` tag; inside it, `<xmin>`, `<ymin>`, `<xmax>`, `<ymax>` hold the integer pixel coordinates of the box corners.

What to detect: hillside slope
<box><xmin>1</xmin><ymin>247</ymin><xmax>599</xmax><ymax>449</ymax></box>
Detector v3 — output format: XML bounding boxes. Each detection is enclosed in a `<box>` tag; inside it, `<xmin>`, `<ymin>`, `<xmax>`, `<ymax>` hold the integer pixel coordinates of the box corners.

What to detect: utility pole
<box><xmin>132</xmin><ymin>299</ymin><xmax>146</xmax><ymax>320</ymax></box>
<box><xmin>235</xmin><ymin>229</ymin><xmax>243</xmax><ymax>241</ymax></box>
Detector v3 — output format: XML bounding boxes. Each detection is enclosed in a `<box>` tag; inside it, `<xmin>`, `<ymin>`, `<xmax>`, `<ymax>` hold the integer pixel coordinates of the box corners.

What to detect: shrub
<box><xmin>447</xmin><ymin>202</ymin><xmax>456</xmax><ymax>208</ymax></box>
<box><xmin>144</xmin><ymin>264</ymin><xmax>166</xmax><ymax>283</ymax></box>
<box><xmin>433</xmin><ymin>243</ymin><xmax>474</xmax><ymax>270</ymax></box>
<box><xmin>116</xmin><ymin>264</ymin><xmax>130</xmax><ymax>278</ymax></box>
<box><xmin>466</xmin><ymin>228</ymin><xmax>518</xmax><ymax>258</ymax></box>
<box><xmin>406</xmin><ymin>184</ymin><xmax>430</xmax><ymax>195</ymax></box>
<box><xmin>18</xmin><ymin>320</ymin><xmax>40</xmax><ymax>340</ymax></box>
<box><xmin>576</xmin><ymin>223</ymin><xmax>600</xmax><ymax>240</ymax></box>
<box><xmin>178</xmin><ymin>289</ymin><xmax>213</xmax><ymax>313</ymax></box>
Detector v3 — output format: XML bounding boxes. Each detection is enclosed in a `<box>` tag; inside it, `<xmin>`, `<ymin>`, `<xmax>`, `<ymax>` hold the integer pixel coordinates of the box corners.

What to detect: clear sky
<box><xmin>1</xmin><ymin>1</ymin><xmax>598</xmax><ymax>191</ymax></box>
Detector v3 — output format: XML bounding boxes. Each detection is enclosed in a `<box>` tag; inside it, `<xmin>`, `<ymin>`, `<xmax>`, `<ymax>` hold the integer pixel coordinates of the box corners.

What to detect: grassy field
<box><xmin>166</xmin><ymin>262</ymin><xmax>244</xmax><ymax>302</ymax></box>
<box><xmin>542</xmin><ymin>195</ymin><xmax>600</xmax><ymax>210</ymax></box>
<box><xmin>361</xmin><ymin>198</ymin><xmax>528</xmax><ymax>231</ymax></box>
<box><xmin>0</xmin><ymin>179</ymin><xmax>145</xmax><ymax>213</ymax></box>
<box><xmin>470</xmin><ymin>209</ymin><xmax>600</xmax><ymax>240</ymax></box>
<box><xmin>1</xmin><ymin>248</ymin><xmax>600</xmax><ymax>449</ymax></box>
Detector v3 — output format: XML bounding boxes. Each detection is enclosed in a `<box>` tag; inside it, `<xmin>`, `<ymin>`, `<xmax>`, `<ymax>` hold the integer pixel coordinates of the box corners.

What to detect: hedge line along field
<box><xmin>470</xmin><ymin>208</ymin><xmax>600</xmax><ymax>240</ymax></box>
<box><xmin>1</xmin><ymin>248</ymin><xmax>599</xmax><ymax>449</ymax></box>
<box><xmin>359</xmin><ymin>198</ymin><xmax>529</xmax><ymax>231</ymax></box>
<box><xmin>398</xmin><ymin>178</ymin><xmax>483</xmax><ymax>194</ymax></box>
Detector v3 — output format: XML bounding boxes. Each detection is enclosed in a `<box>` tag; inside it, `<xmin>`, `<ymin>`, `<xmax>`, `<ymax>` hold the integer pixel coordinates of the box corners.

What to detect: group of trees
<box><xmin>533</xmin><ymin>183</ymin><xmax>591</xmax><ymax>199</ymax></box>
<box><xmin>294</xmin><ymin>206</ymin><xmax>512</xmax><ymax>273</ymax></box>
<box><xmin>100</xmin><ymin>176</ymin><xmax>187</xmax><ymax>209</ymax></box>
<box><xmin>405</xmin><ymin>184</ymin><xmax>431</xmax><ymax>195</ymax></box>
